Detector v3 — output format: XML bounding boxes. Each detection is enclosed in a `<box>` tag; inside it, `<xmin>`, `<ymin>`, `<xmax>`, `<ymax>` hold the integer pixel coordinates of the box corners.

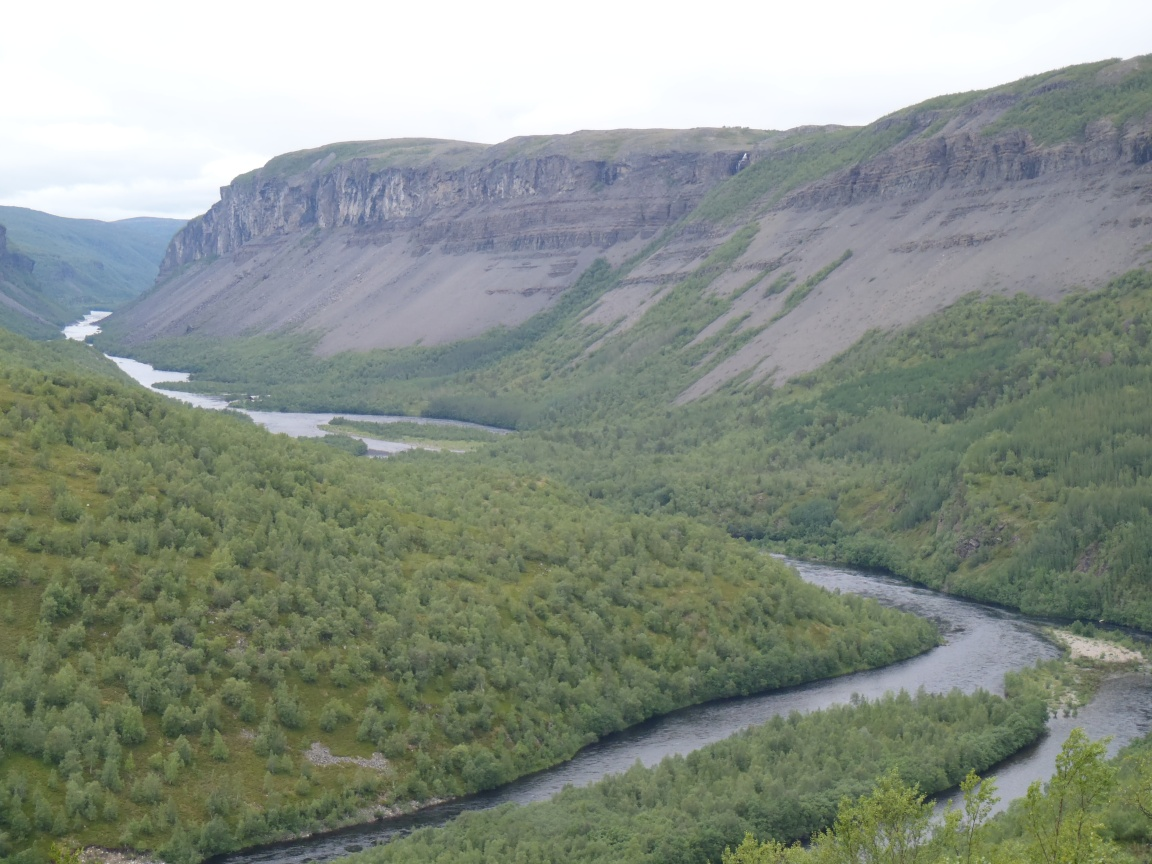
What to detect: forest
<box><xmin>4</xmin><ymin>49</ymin><xmax>1152</xmax><ymax>864</ymax></box>
<box><xmin>0</xmin><ymin>331</ymin><xmax>941</xmax><ymax>862</ymax></box>
<box><xmin>347</xmin><ymin>689</ymin><xmax>1049</xmax><ymax>864</ymax></box>
<box><xmin>11</xmin><ymin>266</ymin><xmax>1152</xmax><ymax>863</ymax></box>
<box><xmin>108</xmin><ymin>264</ymin><xmax>1152</xmax><ymax>630</ymax></box>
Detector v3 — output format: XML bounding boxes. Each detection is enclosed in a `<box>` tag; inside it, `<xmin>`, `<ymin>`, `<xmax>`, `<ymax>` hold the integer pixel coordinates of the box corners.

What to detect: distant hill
<box><xmin>104</xmin><ymin>55</ymin><xmax>1152</xmax><ymax>392</ymax></box>
<box><xmin>0</xmin><ymin>222</ymin><xmax>67</xmax><ymax>338</ymax></box>
<box><xmin>0</xmin><ymin>206</ymin><xmax>184</xmax><ymax>335</ymax></box>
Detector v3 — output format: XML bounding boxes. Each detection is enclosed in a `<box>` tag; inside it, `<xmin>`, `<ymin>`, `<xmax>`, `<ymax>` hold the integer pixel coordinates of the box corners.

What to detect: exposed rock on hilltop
<box><xmin>130</xmin><ymin>130</ymin><xmax>773</xmax><ymax>354</ymax></box>
<box><xmin>668</xmin><ymin>89</ymin><xmax>1152</xmax><ymax>395</ymax></box>
<box><xmin>161</xmin><ymin>134</ymin><xmax>764</xmax><ymax>268</ymax></box>
<box><xmin>109</xmin><ymin>57</ymin><xmax>1152</xmax><ymax>395</ymax></box>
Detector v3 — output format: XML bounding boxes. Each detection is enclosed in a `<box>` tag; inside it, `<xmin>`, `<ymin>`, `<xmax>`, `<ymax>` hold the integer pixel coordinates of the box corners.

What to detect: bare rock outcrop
<box><xmin>110</xmin><ymin>57</ymin><xmax>1152</xmax><ymax>384</ymax></box>
<box><xmin>0</xmin><ymin>224</ymin><xmax>35</xmax><ymax>274</ymax></box>
<box><xmin>160</xmin><ymin>146</ymin><xmax>745</xmax><ymax>275</ymax></box>
<box><xmin>114</xmin><ymin>131</ymin><xmax>767</xmax><ymax>353</ymax></box>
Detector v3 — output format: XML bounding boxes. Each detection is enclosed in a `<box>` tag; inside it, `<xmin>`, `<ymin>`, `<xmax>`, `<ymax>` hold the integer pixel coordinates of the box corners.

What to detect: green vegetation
<box><xmin>763</xmin><ymin>270</ymin><xmax>796</xmax><ymax>298</ymax></box>
<box><xmin>0</xmin><ymin>207</ymin><xmax>182</xmax><ymax>318</ymax></box>
<box><xmin>325</xmin><ymin>418</ymin><xmax>501</xmax><ymax>450</ymax></box>
<box><xmin>317</xmin><ymin>434</ymin><xmax>369</xmax><ymax>455</ymax></box>
<box><xmin>343</xmin><ymin>689</ymin><xmax>1046</xmax><ymax>864</ymax></box>
<box><xmin>739</xmin><ymin>269</ymin><xmax>1152</xmax><ymax>628</ymax></box>
<box><xmin>346</xmin><ymin>719</ymin><xmax>1152</xmax><ymax>864</ymax></box>
<box><xmin>101</xmin><ymin>225</ymin><xmax>768</xmax><ymax>429</ymax></box>
<box><xmin>103</xmin><ymin>262</ymin><xmax>1152</xmax><ymax>631</ymax></box>
<box><xmin>0</xmin><ymin>255</ymin><xmax>67</xmax><ymax>341</ymax></box>
<box><xmin>773</xmin><ymin>251</ymin><xmax>853</xmax><ymax>321</ymax></box>
<box><xmin>0</xmin><ymin>330</ymin><xmax>938</xmax><ymax>862</ymax></box>
<box><xmin>687</xmin><ymin>124</ymin><xmax>922</xmax><ymax>223</ymax></box>
<box><xmin>681</xmin><ymin>55</ymin><xmax>1152</xmax><ymax>226</ymax></box>
<box><xmin>328</xmin><ymin>419</ymin><xmax>501</xmax><ymax>443</ymax></box>
<box><xmin>726</xmin><ymin>727</ymin><xmax>1152</xmax><ymax>864</ymax></box>
<box><xmin>982</xmin><ymin>56</ymin><xmax>1152</xmax><ymax>145</ymax></box>
<box><xmin>63</xmin><ymin>55</ymin><xmax>1152</xmax><ymax>863</ymax></box>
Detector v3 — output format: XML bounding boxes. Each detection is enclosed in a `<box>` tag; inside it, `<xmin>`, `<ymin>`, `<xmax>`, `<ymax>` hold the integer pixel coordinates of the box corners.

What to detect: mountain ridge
<box><xmin>105</xmin><ymin>56</ymin><xmax>1152</xmax><ymax>397</ymax></box>
<box><xmin>0</xmin><ymin>207</ymin><xmax>183</xmax><ymax>336</ymax></box>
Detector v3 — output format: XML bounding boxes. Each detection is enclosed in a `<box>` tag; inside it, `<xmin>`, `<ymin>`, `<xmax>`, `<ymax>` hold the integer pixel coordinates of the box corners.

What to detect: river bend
<box><xmin>62</xmin><ymin>314</ymin><xmax>1152</xmax><ymax>864</ymax></box>
<box><xmin>215</xmin><ymin>560</ymin><xmax>1152</xmax><ymax>864</ymax></box>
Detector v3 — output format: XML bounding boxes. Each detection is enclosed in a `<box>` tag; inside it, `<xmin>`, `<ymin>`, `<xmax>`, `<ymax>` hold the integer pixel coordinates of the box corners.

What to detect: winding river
<box><xmin>63</xmin><ymin>314</ymin><xmax>1152</xmax><ymax>864</ymax></box>
<box><xmin>64</xmin><ymin>311</ymin><xmax>506</xmax><ymax>452</ymax></box>
<box><xmin>211</xmin><ymin>562</ymin><xmax>1152</xmax><ymax>864</ymax></box>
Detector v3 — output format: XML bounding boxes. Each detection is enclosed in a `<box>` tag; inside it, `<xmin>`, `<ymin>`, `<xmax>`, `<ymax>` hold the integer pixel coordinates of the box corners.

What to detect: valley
<box><xmin>3</xmin><ymin>53</ymin><xmax>1152</xmax><ymax>864</ymax></box>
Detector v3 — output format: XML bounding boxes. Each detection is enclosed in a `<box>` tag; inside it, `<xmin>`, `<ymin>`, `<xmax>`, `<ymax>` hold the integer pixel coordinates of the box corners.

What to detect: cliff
<box><xmin>115</xmin><ymin>129</ymin><xmax>774</xmax><ymax>354</ymax></box>
<box><xmin>108</xmin><ymin>57</ymin><xmax>1152</xmax><ymax>391</ymax></box>
<box><xmin>160</xmin><ymin>133</ymin><xmax>768</xmax><ymax>272</ymax></box>
<box><xmin>0</xmin><ymin>225</ymin><xmax>35</xmax><ymax>273</ymax></box>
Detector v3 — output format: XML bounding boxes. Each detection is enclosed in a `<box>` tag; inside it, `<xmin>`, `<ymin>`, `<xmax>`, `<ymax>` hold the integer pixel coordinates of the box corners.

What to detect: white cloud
<box><xmin>1</xmin><ymin>0</ymin><xmax>1150</xmax><ymax>220</ymax></box>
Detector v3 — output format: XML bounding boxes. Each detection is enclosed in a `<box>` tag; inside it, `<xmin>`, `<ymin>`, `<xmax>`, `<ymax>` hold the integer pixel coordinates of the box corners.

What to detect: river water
<box><xmin>213</xmin><ymin>560</ymin><xmax>1152</xmax><ymax>864</ymax></box>
<box><xmin>64</xmin><ymin>311</ymin><xmax>505</xmax><ymax>452</ymax></box>
<box><xmin>63</xmin><ymin>313</ymin><xmax>1152</xmax><ymax>864</ymax></box>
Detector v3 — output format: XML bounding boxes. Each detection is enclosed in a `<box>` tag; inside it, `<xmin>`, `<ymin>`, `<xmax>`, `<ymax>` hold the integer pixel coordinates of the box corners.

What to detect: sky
<box><xmin>2</xmin><ymin>0</ymin><xmax>1150</xmax><ymax>223</ymax></box>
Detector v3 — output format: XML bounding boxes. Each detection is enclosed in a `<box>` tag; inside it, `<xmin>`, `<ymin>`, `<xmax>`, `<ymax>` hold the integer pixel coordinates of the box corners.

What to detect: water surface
<box><xmin>216</xmin><ymin>560</ymin><xmax>1152</xmax><ymax>864</ymax></box>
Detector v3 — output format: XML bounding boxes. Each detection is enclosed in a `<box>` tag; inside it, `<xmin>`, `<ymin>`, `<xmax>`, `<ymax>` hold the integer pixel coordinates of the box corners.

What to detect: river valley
<box><xmin>65</xmin><ymin>312</ymin><xmax>505</xmax><ymax>452</ymax></box>
<box><xmin>64</xmin><ymin>314</ymin><xmax>1152</xmax><ymax>864</ymax></box>
<box><xmin>215</xmin><ymin>560</ymin><xmax>1152</xmax><ymax>864</ymax></box>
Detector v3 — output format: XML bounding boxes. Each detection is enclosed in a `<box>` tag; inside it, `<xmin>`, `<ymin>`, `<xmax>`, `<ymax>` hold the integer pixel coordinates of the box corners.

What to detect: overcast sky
<box><xmin>2</xmin><ymin>0</ymin><xmax>1149</xmax><ymax>222</ymax></box>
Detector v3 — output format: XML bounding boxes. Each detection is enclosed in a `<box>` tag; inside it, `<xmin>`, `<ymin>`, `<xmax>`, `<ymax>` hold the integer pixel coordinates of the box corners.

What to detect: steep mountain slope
<box><xmin>111</xmin><ymin>130</ymin><xmax>776</xmax><ymax>353</ymax></box>
<box><xmin>106</xmin><ymin>57</ymin><xmax>1152</xmax><ymax>396</ymax></box>
<box><xmin>0</xmin><ymin>207</ymin><xmax>183</xmax><ymax>320</ymax></box>
<box><xmin>0</xmin><ymin>224</ymin><xmax>68</xmax><ymax>339</ymax></box>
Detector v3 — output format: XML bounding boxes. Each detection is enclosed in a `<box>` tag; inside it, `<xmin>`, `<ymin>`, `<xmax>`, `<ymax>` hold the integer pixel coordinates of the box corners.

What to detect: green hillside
<box><xmin>0</xmin><ymin>207</ymin><xmax>183</xmax><ymax>322</ymax></box>
<box><xmin>351</xmin><ymin>719</ymin><xmax>1152</xmax><ymax>864</ymax></box>
<box><xmin>0</xmin><ymin>260</ymin><xmax>68</xmax><ymax>341</ymax></box>
<box><xmin>0</xmin><ymin>331</ymin><xmax>938</xmax><ymax>862</ymax></box>
<box><xmin>96</xmin><ymin>54</ymin><xmax>1152</xmax><ymax>630</ymax></box>
<box><xmin>465</xmin><ymin>270</ymin><xmax>1152</xmax><ymax>630</ymax></box>
<box><xmin>106</xmin><ymin>259</ymin><xmax>1152</xmax><ymax>632</ymax></box>
<box><xmin>349</xmin><ymin>689</ymin><xmax>1047</xmax><ymax>864</ymax></box>
<box><xmin>57</xmin><ymin>54</ymin><xmax>1152</xmax><ymax>864</ymax></box>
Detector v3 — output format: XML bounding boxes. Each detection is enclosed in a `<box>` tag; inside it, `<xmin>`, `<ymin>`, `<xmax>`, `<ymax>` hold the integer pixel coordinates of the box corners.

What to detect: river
<box><xmin>213</xmin><ymin>560</ymin><xmax>1152</xmax><ymax>864</ymax></box>
<box><xmin>64</xmin><ymin>311</ymin><xmax>506</xmax><ymax>452</ymax></box>
<box><xmin>63</xmin><ymin>313</ymin><xmax>1152</xmax><ymax>864</ymax></box>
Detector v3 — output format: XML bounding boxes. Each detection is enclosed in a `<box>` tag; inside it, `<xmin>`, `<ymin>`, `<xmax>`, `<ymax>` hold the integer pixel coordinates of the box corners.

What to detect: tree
<box><xmin>722</xmin><ymin>833</ymin><xmax>807</xmax><ymax>864</ymax></box>
<box><xmin>811</xmin><ymin>771</ymin><xmax>934</xmax><ymax>864</ymax></box>
<box><xmin>954</xmin><ymin>770</ymin><xmax>999</xmax><ymax>864</ymax></box>
<box><xmin>1023</xmin><ymin>728</ymin><xmax>1117</xmax><ymax>864</ymax></box>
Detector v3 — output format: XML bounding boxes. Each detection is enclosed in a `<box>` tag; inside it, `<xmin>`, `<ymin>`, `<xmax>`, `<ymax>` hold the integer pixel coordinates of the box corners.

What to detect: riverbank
<box><xmin>201</xmin><ymin>559</ymin><xmax>1152</xmax><ymax>864</ymax></box>
<box><xmin>62</xmin><ymin>311</ymin><xmax>506</xmax><ymax>454</ymax></box>
<box><xmin>1052</xmin><ymin>630</ymin><xmax>1146</xmax><ymax>665</ymax></box>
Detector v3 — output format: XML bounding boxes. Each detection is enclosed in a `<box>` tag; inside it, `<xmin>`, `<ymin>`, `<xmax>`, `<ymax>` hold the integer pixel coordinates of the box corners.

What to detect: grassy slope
<box><xmin>0</xmin><ymin>332</ymin><xmax>938</xmax><ymax>863</ymax></box>
<box><xmin>0</xmin><ymin>207</ymin><xmax>183</xmax><ymax>318</ymax></box>
<box><xmin>0</xmin><ymin>264</ymin><xmax>67</xmax><ymax>340</ymax></box>
<box><xmin>94</xmin><ymin>57</ymin><xmax>1152</xmax><ymax>630</ymax></box>
<box><xmin>462</xmin><ymin>270</ymin><xmax>1152</xmax><ymax>629</ymax></box>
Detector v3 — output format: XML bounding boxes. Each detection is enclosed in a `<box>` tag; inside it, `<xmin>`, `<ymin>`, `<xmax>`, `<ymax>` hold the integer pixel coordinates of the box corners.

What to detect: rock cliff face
<box><xmin>161</xmin><ymin>147</ymin><xmax>747</xmax><ymax>274</ymax></box>
<box><xmin>121</xmin><ymin>130</ymin><xmax>768</xmax><ymax>353</ymax></box>
<box><xmin>780</xmin><ymin>112</ymin><xmax>1152</xmax><ymax>211</ymax></box>
<box><xmin>112</xmin><ymin>57</ymin><xmax>1152</xmax><ymax>386</ymax></box>
<box><xmin>0</xmin><ymin>225</ymin><xmax>35</xmax><ymax>274</ymax></box>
